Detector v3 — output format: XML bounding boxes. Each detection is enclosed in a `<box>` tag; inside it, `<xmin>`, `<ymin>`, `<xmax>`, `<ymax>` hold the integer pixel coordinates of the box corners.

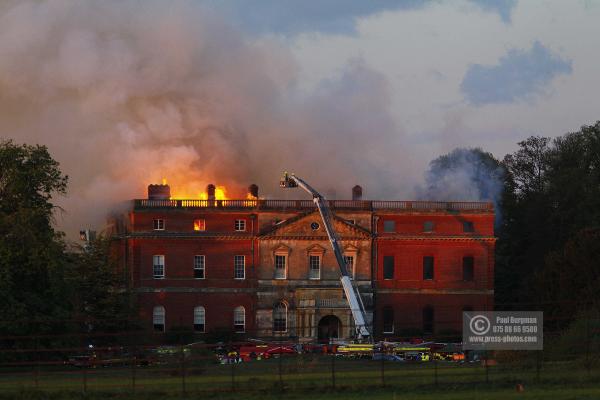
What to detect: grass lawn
<box><xmin>1</xmin><ymin>356</ymin><xmax>599</xmax><ymax>399</ymax></box>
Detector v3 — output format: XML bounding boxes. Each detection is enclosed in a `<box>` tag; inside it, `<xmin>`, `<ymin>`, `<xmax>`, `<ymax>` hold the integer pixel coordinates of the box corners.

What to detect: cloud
<box><xmin>201</xmin><ymin>0</ymin><xmax>515</xmax><ymax>36</ymax></box>
<box><xmin>201</xmin><ymin>0</ymin><xmax>426</xmax><ymax>36</ymax></box>
<box><xmin>468</xmin><ymin>0</ymin><xmax>517</xmax><ymax>23</ymax></box>
<box><xmin>460</xmin><ymin>41</ymin><xmax>572</xmax><ymax>106</ymax></box>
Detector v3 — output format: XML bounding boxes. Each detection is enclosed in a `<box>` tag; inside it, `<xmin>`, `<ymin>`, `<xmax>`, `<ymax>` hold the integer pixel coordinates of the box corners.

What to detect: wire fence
<box><xmin>1</xmin><ymin>314</ymin><xmax>600</xmax><ymax>396</ymax></box>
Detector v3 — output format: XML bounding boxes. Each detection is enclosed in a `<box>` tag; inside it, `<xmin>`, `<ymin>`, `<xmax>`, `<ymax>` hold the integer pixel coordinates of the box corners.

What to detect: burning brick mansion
<box><xmin>111</xmin><ymin>183</ymin><xmax>495</xmax><ymax>341</ymax></box>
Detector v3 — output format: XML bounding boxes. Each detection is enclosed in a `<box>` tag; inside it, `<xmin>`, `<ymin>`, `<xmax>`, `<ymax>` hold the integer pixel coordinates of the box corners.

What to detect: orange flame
<box><xmin>167</xmin><ymin>182</ymin><xmax>230</xmax><ymax>200</ymax></box>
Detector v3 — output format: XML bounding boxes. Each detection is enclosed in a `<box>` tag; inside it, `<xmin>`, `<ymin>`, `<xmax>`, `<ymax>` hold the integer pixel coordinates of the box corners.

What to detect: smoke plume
<box><xmin>0</xmin><ymin>1</ymin><xmax>485</xmax><ymax>238</ymax></box>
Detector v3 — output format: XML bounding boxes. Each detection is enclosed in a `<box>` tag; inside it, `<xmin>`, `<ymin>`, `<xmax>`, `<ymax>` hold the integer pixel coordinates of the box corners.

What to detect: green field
<box><xmin>1</xmin><ymin>356</ymin><xmax>599</xmax><ymax>399</ymax></box>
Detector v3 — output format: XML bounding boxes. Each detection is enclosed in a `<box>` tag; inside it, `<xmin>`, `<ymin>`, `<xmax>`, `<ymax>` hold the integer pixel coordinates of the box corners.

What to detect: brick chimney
<box><xmin>352</xmin><ymin>185</ymin><xmax>363</xmax><ymax>201</ymax></box>
<box><xmin>248</xmin><ymin>184</ymin><xmax>259</xmax><ymax>199</ymax></box>
<box><xmin>207</xmin><ymin>184</ymin><xmax>216</xmax><ymax>201</ymax></box>
<box><xmin>148</xmin><ymin>184</ymin><xmax>171</xmax><ymax>200</ymax></box>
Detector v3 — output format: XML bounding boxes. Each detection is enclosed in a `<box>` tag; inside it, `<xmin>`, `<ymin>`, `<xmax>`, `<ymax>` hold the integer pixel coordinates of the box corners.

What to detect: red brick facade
<box><xmin>113</xmin><ymin>187</ymin><xmax>495</xmax><ymax>341</ymax></box>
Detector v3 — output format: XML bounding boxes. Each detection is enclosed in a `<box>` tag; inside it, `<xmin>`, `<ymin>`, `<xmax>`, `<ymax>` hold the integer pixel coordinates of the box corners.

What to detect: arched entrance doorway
<box><xmin>318</xmin><ymin>315</ymin><xmax>341</xmax><ymax>341</ymax></box>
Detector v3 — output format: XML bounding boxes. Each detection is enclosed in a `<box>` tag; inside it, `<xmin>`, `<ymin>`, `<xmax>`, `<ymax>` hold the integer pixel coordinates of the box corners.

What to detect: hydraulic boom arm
<box><xmin>280</xmin><ymin>172</ymin><xmax>370</xmax><ymax>339</ymax></box>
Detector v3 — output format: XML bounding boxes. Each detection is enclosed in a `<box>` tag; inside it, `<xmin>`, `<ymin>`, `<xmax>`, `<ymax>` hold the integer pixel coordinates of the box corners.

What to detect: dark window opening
<box><xmin>463</xmin><ymin>221</ymin><xmax>474</xmax><ymax>233</ymax></box>
<box><xmin>383</xmin><ymin>256</ymin><xmax>394</xmax><ymax>279</ymax></box>
<box><xmin>423</xmin><ymin>306</ymin><xmax>434</xmax><ymax>335</ymax></box>
<box><xmin>273</xmin><ymin>302</ymin><xmax>287</xmax><ymax>332</ymax></box>
<box><xmin>423</xmin><ymin>256</ymin><xmax>434</xmax><ymax>280</ymax></box>
<box><xmin>423</xmin><ymin>221</ymin><xmax>434</xmax><ymax>232</ymax></box>
<box><xmin>383</xmin><ymin>220</ymin><xmax>396</xmax><ymax>233</ymax></box>
<box><xmin>383</xmin><ymin>306</ymin><xmax>394</xmax><ymax>333</ymax></box>
<box><xmin>462</xmin><ymin>256</ymin><xmax>474</xmax><ymax>281</ymax></box>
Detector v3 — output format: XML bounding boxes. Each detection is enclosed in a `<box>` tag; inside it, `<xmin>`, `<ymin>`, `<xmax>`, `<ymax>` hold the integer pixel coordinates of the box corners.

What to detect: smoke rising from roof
<box><xmin>0</xmin><ymin>1</ymin><xmax>490</xmax><ymax>238</ymax></box>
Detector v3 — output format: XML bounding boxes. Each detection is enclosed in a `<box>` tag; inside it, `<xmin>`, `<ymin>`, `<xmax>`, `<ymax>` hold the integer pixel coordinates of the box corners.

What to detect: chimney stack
<box><xmin>352</xmin><ymin>185</ymin><xmax>363</xmax><ymax>201</ymax></box>
<box><xmin>148</xmin><ymin>184</ymin><xmax>171</xmax><ymax>200</ymax></box>
<box><xmin>248</xmin><ymin>184</ymin><xmax>259</xmax><ymax>199</ymax></box>
<box><xmin>207</xmin><ymin>184</ymin><xmax>216</xmax><ymax>201</ymax></box>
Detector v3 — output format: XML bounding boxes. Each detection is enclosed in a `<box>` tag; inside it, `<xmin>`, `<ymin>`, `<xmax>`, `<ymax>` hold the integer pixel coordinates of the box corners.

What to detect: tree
<box><xmin>66</xmin><ymin>236</ymin><xmax>135</xmax><ymax>339</ymax></box>
<box><xmin>0</xmin><ymin>140</ymin><xmax>70</xmax><ymax>336</ymax></box>
<box><xmin>421</xmin><ymin>147</ymin><xmax>505</xmax><ymax>217</ymax></box>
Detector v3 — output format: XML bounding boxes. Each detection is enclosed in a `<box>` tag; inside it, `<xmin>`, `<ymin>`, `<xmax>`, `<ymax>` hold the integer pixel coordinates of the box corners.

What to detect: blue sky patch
<box><xmin>461</xmin><ymin>41</ymin><xmax>572</xmax><ymax>106</ymax></box>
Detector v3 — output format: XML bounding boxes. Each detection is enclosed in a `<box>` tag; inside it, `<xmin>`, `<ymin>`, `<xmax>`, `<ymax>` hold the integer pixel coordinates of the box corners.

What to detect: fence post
<box><xmin>230</xmin><ymin>353</ymin><xmax>235</xmax><ymax>392</ymax></box>
<box><xmin>278</xmin><ymin>349</ymin><xmax>283</xmax><ymax>389</ymax></box>
<box><xmin>130</xmin><ymin>345</ymin><xmax>137</xmax><ymax>393</ymax></box>
<box><xmin>180</xmin><ymin>340</ymin><xmax>186</xmax><ymax>396</ymax></box>
<box><xmin>380</xmin><ymin>354</ymin><xmax>385</xmax><ymax>387</ymax></box>
<box><xmin>434</xmin><ymin>358</ymin><xmax>438</xmax><ymax>386</ymax></box>
<box><xmin>586</xmin><ymin>314</ymin><xmax>591</xmax><ymax>379</ymax></box>
<box><xmin>34</xmin><ymin>336</ymin><xmax>39</xmax><ymax>389</ymax></box>
<box><xmin>82</xmin><ymin>332</ymin><xmax>88</xmax><ymax>394</ymax></box>
<box><xmin>331</xmin><ymin>351</ymin><xmax>336</xmax><ymax>389</ymax></box>
<box><xmin>535</xmin><ymin>351</ymin><xmax>541</xmax><ymax>383</ymax></box>
<box><xmin>484</xmin><ymin>356</ymin><xmax>489</xmax><ymax>384</ymax></box>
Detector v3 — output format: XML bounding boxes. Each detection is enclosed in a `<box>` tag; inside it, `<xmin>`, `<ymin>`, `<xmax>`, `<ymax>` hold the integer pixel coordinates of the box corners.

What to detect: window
<box><xmin>193</xmin><ymin>219</ymin><xmax>206</xmax><ymax>231</ymax></box>
<box><xmin>310</xmin><ymin>222</ymin><xmax>320</xmax><ymax>230</ymax></box>
<box><xmin>234</xmin><ymin>255</ymin><xmax>245</xmax><ymax>279</ymax></box>
<box><xmin>153</xmin><ymin>255</ymin><xmax>165</xmax><ymax>279</ymax></box>
<box><xmin>193</xmin><ymin>306</ymin><xmax>205</xmax><ymax>333</ymax></box>
<box><xmin>234</xmin><ymin>219</ymin><xmax>246</xmax><ymax>231</ymax></box>
<box><xmin>383</xmin><ymin>256</ymin><xmax>394</xmax><ymax>279</ymax></box>
<box><xmin>309</xmin><ymin>255</ymin><xmax>321</xmax><ymax>279</ymax></box>
<box><xmin>463</xmin><ymin>221</ymin><xmax>474</xmax><ymax>233</ymax></box>
<box><xmin>233</xmin><ymin>306</ymin><xmax>245</xmax><ymax>333</ymax></box>
<box><xmin>274</xmin><ymin>254</ymin><xmax>286</xmax><ymax>279</ymax></box>
<box><xmin>194</xmin><ymin>255</ymin><xmax>205</xmax><ymax>279</ymax></box>
<box><xmin>423</xmin><ymin>306</ymin><xmax>434</xmax><ymax>334</ymax></box>
<box><xmin>383</xmin><ymin>306</ymin><xmax>394</xmax><ymax>334</ymax></box>
<box><xmin>344</xmin><ymin>255</ymin><xmax>355</xmax><ymax>279</ymax></box>
<box><xmin>347</xmin><ymin>219</ymin><xmax>356</xmax><ymax>225</ymax></box>
<box><xmin>462</xmin><ymin>256</ymin><xmax>474</xmax><ymax>281</ymax></box>
<box><xmin>273</xmin><ymin>302</ymin><xmax>287</xmax><ymax>332</ymax></box>
<box><xmin>383</xmin><ymin>220</ymin><xmax>396</xmax><ymax>233</ymax></box>
<box><xmin>153</xmin><ymin>219</ymin><xmax>165</xmax><ymax>230</ymax></box>
<box><xmin>423</xmin><ymin>221</ymin><xmax>434</xmax><ymax>232</ymax></box>
<box><xmin>153</xmin><ymin>306</ymin><xmax>165</xmax><ymax>332</ymax></box>
<box><xmin>423</xmin><ymin>256</ymin><xmax>434</xmax><ymax>280</ymax></box>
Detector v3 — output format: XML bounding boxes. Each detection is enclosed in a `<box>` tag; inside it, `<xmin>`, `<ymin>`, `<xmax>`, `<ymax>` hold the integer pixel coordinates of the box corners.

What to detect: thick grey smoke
<box><xmin>0</xmin><ymin>0</ymin><xmax>415</xmax><ymax>237</ymax></box>
<box><xmin>416</xmin><ymin>148</ymin><xmax>505</xmax><ymax>222</ymax></box>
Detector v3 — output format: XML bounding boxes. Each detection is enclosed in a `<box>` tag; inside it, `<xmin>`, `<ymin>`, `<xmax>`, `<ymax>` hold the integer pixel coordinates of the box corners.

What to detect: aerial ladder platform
<box><xmin>280</xmin><ymin>172</ymin><xmax>371</xmax><ymax>340</ymax></box>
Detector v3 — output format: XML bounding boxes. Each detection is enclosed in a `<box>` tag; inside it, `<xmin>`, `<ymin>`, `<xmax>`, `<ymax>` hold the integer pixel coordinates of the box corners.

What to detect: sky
<box><xmin>0</xmin><ymin>0</ymin><xmax>599</xmax><ymax>237</ymax></box>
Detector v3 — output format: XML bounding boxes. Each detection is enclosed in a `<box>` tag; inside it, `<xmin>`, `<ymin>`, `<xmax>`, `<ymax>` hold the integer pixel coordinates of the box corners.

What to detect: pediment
<box><xmin>344</xmin><ymin>244</ymin><xmax>359</xmax><ymax>253</ymax></box>
<box><xmin>259</xmin><ymin>211</ymin><xmax>371</xmax><ymax>239</ymax></box>
<box><xmin>306</xmin><ymin>243</ymin><xmax>327</xmax><ymax>254</ymax></box>
<box><xmin>273</xmin><ymin>244</ymin><xmax>291</xmax><ymax>254</ymax></box>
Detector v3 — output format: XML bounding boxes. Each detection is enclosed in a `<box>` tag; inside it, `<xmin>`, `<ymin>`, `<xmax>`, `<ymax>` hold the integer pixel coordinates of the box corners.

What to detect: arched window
<box><xmin>234</xmin><ymin>306</ymin><xmax>245</xmax><ymax>333</ymax></box>
<box><xmin>273</xmin><ymin>302</ymin><xmax>287</xmax><ymax>332</ymax></box>
<box><xmin>382</xmin><ymin>306</ymin><xmax>394</xmax><ymax>334</ymax></box>
<box><xmin>423</xmin><ymin>306</ymin><xmax>434</xmax><ymax>335</ymax></box>
<box><xmin>194</xmin><ymin>306</ymin><xmax>205</xmax><ymax>333</ymax></box>
<box><xmin>153</xmin><ymin>306</ymin><xmax>165</xmax><ymax>332</ymax></box>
